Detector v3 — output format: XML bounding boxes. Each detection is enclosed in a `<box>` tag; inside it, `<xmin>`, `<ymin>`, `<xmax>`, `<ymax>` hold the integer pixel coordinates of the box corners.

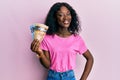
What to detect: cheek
<box><xmin>57</xmin><ymin>18</ymin><xmax>63</xmax><ymax>24</ymax></box>
<box><xmin>69</xmin><ymin>16</ymin><xmax>72</xmax><ymax>21</ymax></box>
<box><xmin>57</xmin><ymin>17</ymin><xmax>63</xmax><ymax>21</ymax></box>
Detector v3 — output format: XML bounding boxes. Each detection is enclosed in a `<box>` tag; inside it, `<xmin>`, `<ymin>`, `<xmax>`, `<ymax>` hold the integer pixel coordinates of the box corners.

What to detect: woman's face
<box><xmin>56</xmin><ymin>6</ymin><xmax>72</xmax><ymax>28</ymax></box>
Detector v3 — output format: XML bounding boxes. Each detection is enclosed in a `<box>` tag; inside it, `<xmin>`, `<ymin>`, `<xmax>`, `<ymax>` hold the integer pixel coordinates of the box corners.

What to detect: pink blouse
<box><xmin>40</xmin><ymin>34</ymin><xmax>87</xmax><ymax>72</ymax></box>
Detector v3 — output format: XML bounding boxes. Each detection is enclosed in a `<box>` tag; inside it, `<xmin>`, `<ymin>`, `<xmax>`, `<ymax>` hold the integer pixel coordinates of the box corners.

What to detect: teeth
<box><xmin>64</xmin><ymin>21</ymin><xmax>69</xmax><ymax>24</ymax></box>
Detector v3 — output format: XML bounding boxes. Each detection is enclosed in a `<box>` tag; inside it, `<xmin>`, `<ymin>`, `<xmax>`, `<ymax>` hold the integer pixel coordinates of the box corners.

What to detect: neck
<box><xmin>56</xmin><ymin>28</ymin><xmax>71</xmax><ymax>37</ymax></box>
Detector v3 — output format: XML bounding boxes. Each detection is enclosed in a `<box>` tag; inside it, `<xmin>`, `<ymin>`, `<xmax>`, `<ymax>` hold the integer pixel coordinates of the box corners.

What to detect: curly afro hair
<box><xmin>45</xmin><ymin>2</ymin><xmax>81</xmax><ymax>35</ymax></box>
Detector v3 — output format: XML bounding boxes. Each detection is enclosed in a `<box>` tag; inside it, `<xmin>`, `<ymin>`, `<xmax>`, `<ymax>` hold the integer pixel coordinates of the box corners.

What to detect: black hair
<box><xmin>45</xmin><ymin>2</ymin><xmax>81</xmax><ymax>35</ymax></box>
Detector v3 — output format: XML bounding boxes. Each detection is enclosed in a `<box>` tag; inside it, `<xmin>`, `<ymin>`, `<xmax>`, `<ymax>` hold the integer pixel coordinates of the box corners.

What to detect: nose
<box><xmin>63</xmin><ymin>15</ymin><xmax>68</xmax><ymax>20</ymax></box>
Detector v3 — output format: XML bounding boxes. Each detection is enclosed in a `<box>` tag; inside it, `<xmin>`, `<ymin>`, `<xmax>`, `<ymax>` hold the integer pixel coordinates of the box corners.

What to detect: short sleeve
<box><xmin>40</xmin><ymin>38</ymin><xmax>49</xmax><ymax>51</ymax></box>
<box><xmin>77</xmin><ymin>36</ymin><xmax>88</xmax><ymax>55</ymax></box>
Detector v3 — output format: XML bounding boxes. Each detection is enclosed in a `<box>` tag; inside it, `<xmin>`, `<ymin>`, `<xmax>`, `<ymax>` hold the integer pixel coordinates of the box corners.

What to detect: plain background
<box><xmin>0</xmin><ymin>0</ymin><xmax>120</xmax><ymax>80</ymax></box>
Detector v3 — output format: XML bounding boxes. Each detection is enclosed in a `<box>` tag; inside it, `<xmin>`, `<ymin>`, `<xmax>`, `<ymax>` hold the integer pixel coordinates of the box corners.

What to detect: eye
<box><xmin>58</xmin><ymin>14</ymin><xmax>62</xmax><ymax>16</ymax></box>
<box><xmin>67</xmin><ymin>12</ymin><xmax>71</xmax><ymax>16</ymax></box>
<box><xmin>57</xmin><ymin>13</ymin><xmax>64</xmax><ymax>17</ymax></box>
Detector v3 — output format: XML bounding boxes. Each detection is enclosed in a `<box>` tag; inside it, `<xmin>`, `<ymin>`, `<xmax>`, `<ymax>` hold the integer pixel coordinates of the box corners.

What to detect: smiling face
<box><xmin>56</xmin><ymin>6</ymin><xmax>72</xmax><ymax>28</ymax></box>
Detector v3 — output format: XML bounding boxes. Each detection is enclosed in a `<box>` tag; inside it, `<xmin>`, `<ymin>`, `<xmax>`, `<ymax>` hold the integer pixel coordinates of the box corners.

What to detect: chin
<box><xmin>65</xmin><ymin>26</ymin><xmax>69</xmax><ymax>28</ymax></box>
<box><xmin>63</xmin><ymin>24</ymin><xmax>70</xmax><ymax>28</ymax></box>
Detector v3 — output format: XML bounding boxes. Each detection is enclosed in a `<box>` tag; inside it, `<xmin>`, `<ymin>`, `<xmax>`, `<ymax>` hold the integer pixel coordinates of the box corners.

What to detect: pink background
<box><xmin>0</xmin><ymin>0</ymin><xmax>120</xmax><ymax>80</ymax></box>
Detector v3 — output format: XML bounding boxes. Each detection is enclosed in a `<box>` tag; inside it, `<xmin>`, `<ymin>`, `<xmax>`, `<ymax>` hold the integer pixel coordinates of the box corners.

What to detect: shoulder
<box><xmin>43</xmin><ymin>34</ymin><xmax>54</xmax><ymax>41</ymax></box>
<box><xmin>73</xmin><ymin>34</ymin><xmax>86</xmax><ymax>44</ymax></box>
<box><xmin>73</xmin><ymin>34</ymin><xmax>83</xmax><ymax>40</ymax></box>
<box><xmin>44</xmin><ymin>34</ymin><xmax>53</xmax><ymax>38</ymax></box>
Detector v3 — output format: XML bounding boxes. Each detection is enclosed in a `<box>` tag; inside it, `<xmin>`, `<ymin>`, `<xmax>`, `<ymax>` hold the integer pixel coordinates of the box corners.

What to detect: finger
<box><xmin>32</xmin><ymin>40</ymin><xmax>40</xmax><ymax>52</ymax></box>
<box><xmin>32</xmin><ymin>41</ymin><xmax>38</xmax><ymax>51</ymax></box>
<box><xmin>31</xmin><ymin>39</ymin><xmax>36</xmax><ymax>50</ymax></box>
<box><xmin>31</xmin><ymin>39</ymin><xmax>38</xmax><ymax>51</ymax></box>
<box><xmin>31</xmin><ymin>39</ymin><xmax>37</xmax><ymax>47</ymax></box>
<box><xmin>34</xmin><ymin>41</ymin><xmax>40</xmax><ymax>51</ymax></box>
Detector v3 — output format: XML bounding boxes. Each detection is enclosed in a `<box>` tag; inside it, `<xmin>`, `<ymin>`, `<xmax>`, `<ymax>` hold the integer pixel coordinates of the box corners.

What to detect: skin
<box><xmin>80</xmin><ymin>50</ymin><xmax>94</xmax><ymax>80</ymax></box>
<box><xmin>56</xmin><ymin>6</ymin><xmax>72</xmax><ymax>37</ymax></box>
<box><xmin>31</xmin><ymin>39</ymin><xmax>50</xmax><ymax>69</ymax></box>
<box><xmin>31</xmin><ymin>6</ymin><xmax>94</xmax><ymax>80</ymax></box>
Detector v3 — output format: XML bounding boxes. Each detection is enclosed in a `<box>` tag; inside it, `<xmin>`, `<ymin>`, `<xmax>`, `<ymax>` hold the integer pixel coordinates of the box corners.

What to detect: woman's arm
<box><xmin>80</xmin><ymin>50</ymin><xmax>94</xmax><ymax>80</ymax></box>
<box><xmin>38</xmin><ymin>50</ymin><xmax>50</xmax><ymax>69</ymax></box>
<box><xmin>30</xmin><ymin>39</ymin><xmax>50</xmax><ymax>69</ymax></box>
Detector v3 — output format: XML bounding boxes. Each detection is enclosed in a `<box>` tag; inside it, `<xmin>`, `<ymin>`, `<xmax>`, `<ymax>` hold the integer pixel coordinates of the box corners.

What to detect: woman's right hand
<box><xmin>30</xmin><ymin>39</ymin><xmax>43</xmax><ymax>57</ymax></box>
<box><xmin>30</xmin><ymin>39</ymin><xmax>50</xmax><ymax>68</ymax></box>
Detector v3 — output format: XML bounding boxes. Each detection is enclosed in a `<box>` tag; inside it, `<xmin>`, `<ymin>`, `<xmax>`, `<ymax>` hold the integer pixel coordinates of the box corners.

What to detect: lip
<box><xmin>63</xmin><ymin>22</ymin><xmax>70</xmax><ymax>27</ymax></box>
<box><xmin>63</xmin><ymin>20</ymin><xmax>70</xmax><ymax>24</ymax></box>
<box><xmin>64</xmin><ymin>20</ymin><xmax>69</xmax><ymax>23</ymax></box>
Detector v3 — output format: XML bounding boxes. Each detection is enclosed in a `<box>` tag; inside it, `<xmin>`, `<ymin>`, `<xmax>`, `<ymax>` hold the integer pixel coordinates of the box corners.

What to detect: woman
<box><xmin>31</xmin><ymin>2</ymin><xmax>94</xmax><ymax>80</ymax></box>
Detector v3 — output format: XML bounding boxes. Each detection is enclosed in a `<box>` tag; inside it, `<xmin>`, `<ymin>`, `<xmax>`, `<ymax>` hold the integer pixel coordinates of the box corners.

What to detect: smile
<box><xmin>63</xmin><ymin>20</ymin><xmax>69</xmax><ymax>24</ymax></box>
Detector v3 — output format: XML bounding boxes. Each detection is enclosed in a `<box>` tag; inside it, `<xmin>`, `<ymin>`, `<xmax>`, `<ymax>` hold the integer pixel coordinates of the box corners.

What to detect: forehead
<box><xmin>57</xmin><ymin>6</ymin><xmax>70</xmax><ymax>13</ymax></box>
